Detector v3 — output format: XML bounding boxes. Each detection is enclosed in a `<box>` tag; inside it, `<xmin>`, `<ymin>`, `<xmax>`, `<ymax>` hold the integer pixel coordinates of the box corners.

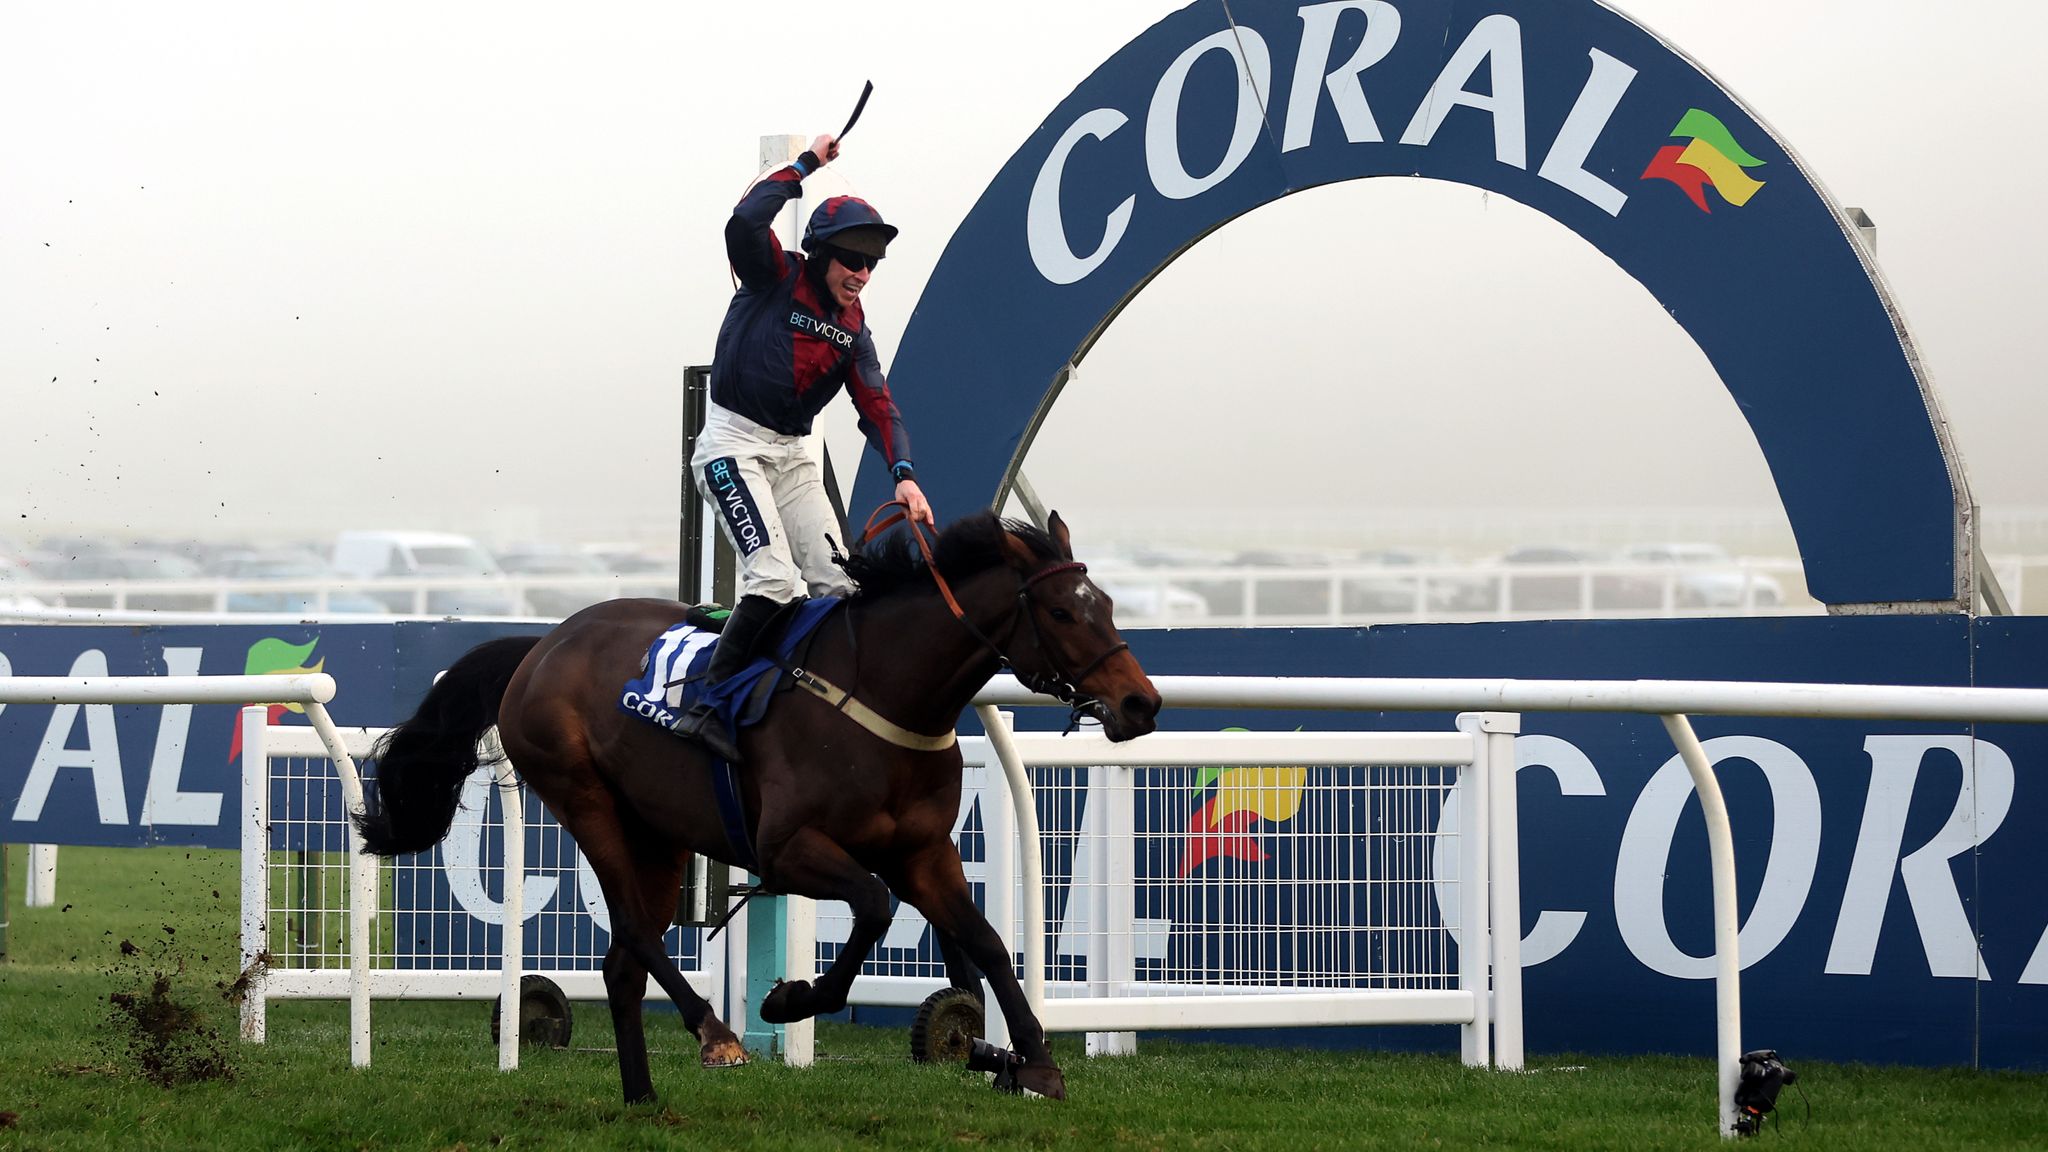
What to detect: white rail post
<box><xmin>978</xmin><ymin>706</ymin><xmax>1047</xmax><ymax>1019</ymax></box>
<box><xmin>497</xmin><ymin>759</ymin><xmax>523</xmax><ymax>1072</ymax></box>
<box><xmin>1454</xmin><ymin>714</ymin><xmax>1492</xmax><ymax>1068</ymax></box>
<box><xmin>1660</xmin><ymin>714</ymin><xmax>1742</xmax><ymax>1138</ymax></box>
<box><xmin>725</xmin><ymin>862</ymin><xmax>749</xmax><ymax>1043</ymax></box>
<box><xmin>1474</xmin><ymin>712</ymin><xmax>1524</xmax><ymax>1070</ymax></box>
<box><xmin>977</xmin><ymin>739</ymin><xmax>1017</xmax><ymax>1050</ymax></box>
<box><xmin>1084</xmin><ymin>761</ymin><xmax>1108</xmax><ymax>1046</ymax></box>
<box><xmin>304</xmin><ymin>700</ymin><xmax>374</xmax><ymax>1068</ymax></box>
<box><xmin>1106</xmin><ymin>759</ymin><xmax>1138</xmax><ymax>1052</ymax></box>
<box><xmin>1085</xmin><ymin>754</ymin><xmax>1138</xmax><ymax>1056</ymax></box>
<box><xmin>238</xmin><ymin>706</ymin><xmax>270</xmax><ymax>1043</ymax></box>
<box><xmin>27</xmin><ymin>845</ymin><xmax>57</xmax><ymax>907</ymax></box>
<box><xmin>784</xmin><ymin>893</ymin><xmax>817</xmax><ymax>1067</ymax></box>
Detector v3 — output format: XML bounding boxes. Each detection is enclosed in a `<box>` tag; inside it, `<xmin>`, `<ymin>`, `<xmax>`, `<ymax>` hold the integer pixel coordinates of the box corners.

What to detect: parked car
<box><xmin>578</xmin><ymin>544</ymin><xmax>680</xmax><ymax>599</ymax></box>
<box><xmin>1617</xmin><ymin>543</ymin><xmax>1785</xmax><ymax>608</ymax></box>
<box><xmin>135</xmin><ymin>536</ymin><xmax>252</xmax><ymax>572</ymax></box>
<box><xmin>1094</xmin><ymin>577</ymin><xmax>1210</xmax><ymax>623</ymax></box>
<box><xmin>496</xmin><ymin>549</ymin><xmax>617</xmax><ymax>617</ymax></box>
<box><xmin>26</xmin><ymin>548</ymin><xmax>215</xmax><ymax>611</ymax></box>
<box><xmin>1344</xmin><ymin>548</ymin><xmax>1494</xmax><ymax>614</ymax></box>
<box><xmin>330</xmin><ymin>530</ymin><xmax>517</xmax><ymax>615</ymax></box>
<box><xmin>0</xmin><ymin>557</ymin><xmax>48</xmax><ymax>612</ymax></box>
<box><xmin>211</xmin><ymin>549</ymin><xmax>390</xmax><ymax>614</ymax></box>
<box><xmin>1497</xmin><ymin>545</ymin><xmax>1662</xmax><ymax>614</ymax></box>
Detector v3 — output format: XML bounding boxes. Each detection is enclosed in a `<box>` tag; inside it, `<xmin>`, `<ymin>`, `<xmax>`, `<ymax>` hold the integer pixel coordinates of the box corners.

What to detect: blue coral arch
<box><xmin>862</xmin><ymin>0</ymin><xmax>1968</xmax><ymax>607</ymax></box>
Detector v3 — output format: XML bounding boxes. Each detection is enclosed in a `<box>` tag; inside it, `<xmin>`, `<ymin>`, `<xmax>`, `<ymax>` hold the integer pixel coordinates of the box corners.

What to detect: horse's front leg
<box><xmin>890</xmin><ymin>839</ymin><xmax>1065</xmax><ymax>1099</ymax></box>
<box><xmin>753</xmin><ymin>827</ymin><xmax>892</xmax><ymax>1023</ymax></box>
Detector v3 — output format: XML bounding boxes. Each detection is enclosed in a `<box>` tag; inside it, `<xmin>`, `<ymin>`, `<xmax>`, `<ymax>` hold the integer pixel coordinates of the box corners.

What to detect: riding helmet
<box><xmin>802</xmin><ymin>196</ymin><xmax>898</xmax><ymax>257</ymax></box>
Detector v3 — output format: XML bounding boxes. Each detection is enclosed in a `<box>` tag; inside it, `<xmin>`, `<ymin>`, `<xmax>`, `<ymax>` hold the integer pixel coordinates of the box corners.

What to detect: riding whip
<box><xmin>838</xmin><ymin>81</ymin><xmax>874</xmax><ymax>142</ymax></box>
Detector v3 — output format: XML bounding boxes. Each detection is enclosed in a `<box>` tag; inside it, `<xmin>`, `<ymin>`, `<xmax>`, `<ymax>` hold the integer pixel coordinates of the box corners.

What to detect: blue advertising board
<box><xmin>0</xmin><ymin>621</ymin><xmax>542</xmax><ymax>848</ymax></box>
<box><xmin>4</xmin><ymin>615</ymin><xmax>2045</xmax><ymax>1066</ymax></box>
<box><xmin>865</xmin><ymin>0</ymin><xmax>1968</xmax><ymax>607</ymax></box>
<box><xmin>1109</xmin><ymin>614</ymin><xmax>2046</xmax><ymax>1069</ymax></box>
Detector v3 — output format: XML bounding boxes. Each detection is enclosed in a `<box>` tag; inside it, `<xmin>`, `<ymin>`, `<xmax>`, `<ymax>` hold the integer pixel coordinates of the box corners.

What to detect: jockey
<box><xmin>678</xmin><ymin>131</ymin><xmax>932</xmax><ymax>762</ymax></box>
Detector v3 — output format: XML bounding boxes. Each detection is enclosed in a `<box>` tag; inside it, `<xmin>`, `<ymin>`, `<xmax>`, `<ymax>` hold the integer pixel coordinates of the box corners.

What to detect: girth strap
<box><xmin>783</xmin><ymin>664</ymin><xmax>958</xmax><ymax>752</ymax></box>
<box><xmin>710</xmin><ymin>757</ymin><xmax>758</xmax><ymax>873</ymax></box>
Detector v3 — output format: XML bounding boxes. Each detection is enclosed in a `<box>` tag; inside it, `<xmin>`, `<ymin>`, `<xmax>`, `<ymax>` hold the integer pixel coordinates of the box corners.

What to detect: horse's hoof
<box><xmin>700</xmin><ymin>1037</ymin><xmax>749</xmax><ymax>1068</ymax></box>
<box><xmin>1011</xmin><ymin>1063</ymin><xmax>1067</xmax><ymax>1100</ymax></box>
<box><xmin>759</xmin><ymin>979</ymin><xmax>811</xmax><ymax>1024</ymax></box>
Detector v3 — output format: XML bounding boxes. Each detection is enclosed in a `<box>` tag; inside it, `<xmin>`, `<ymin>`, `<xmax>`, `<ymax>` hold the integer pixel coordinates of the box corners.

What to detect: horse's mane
<box><xmin>840</xmin><ymin>511</ymin><xmax>1062</xmax><ymax>600</ymax></box>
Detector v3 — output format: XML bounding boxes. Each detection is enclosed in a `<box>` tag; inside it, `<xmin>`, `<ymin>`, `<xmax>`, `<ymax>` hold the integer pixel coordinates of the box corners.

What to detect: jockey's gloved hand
<box><xmin>896</xmin><ymin>478</ymin><xmax>932</xmax><ymax>526</ymax></box>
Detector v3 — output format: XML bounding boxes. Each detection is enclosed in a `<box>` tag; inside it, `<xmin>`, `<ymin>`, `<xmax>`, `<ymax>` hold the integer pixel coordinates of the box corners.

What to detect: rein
<box><xmin>860</xmin><ymin>502</ymin><xmax>1129</xmax><ymax>726</ymax></box>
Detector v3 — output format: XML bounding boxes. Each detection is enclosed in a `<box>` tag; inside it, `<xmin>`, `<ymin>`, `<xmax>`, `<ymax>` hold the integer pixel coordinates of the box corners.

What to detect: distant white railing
<box><xmin>3</xmin><ymin>555</ymin><xmax>2037</xmax><ymax>625</ymax></box>
<box><xmin>0</xmin><ymin>573</ymin><xmax>669</xmax><ymax>619</ymax></box>
<box><xmin>1094</xmin><ymin>556</ymin><xmax>1816</xmax><ymax>626</ymax></box>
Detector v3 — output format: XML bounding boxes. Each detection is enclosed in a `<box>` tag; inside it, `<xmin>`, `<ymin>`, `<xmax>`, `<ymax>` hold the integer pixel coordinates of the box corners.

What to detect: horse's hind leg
<box><xmin>618</xmin><ymin>845</ymin><xmax>749</xmax><ymax>1070</ymax></box>
<box><xmin>599</xmin><ymin>938</ymin><xmax>656</xmax><ymax>1103</ymax></box>
<box><xmin>571</xmin><ymin>799</ymin><xmax>747</xmax><ymax>1100</ymax></box>
<box><xmin>754</xmin><ymin>828</ymin><xmax>893</xmax><ymax>1024</ymax></box>
<box><xmin>890</xmin><ymin>838</ymin><xmax>1066</xmax><ymax>1099</ymax></box>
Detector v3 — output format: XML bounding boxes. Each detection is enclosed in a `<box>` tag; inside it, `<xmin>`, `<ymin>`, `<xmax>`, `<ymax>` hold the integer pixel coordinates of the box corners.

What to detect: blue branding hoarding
<box><xmin>1107</xmin><ymin>615</ymin><xmax>2048</xmax><ymax>1068</ymax></box>
<box><xmin>3</xmin><ymin>615</ymin><xmax>2045</xmax><ymax>1066</ymax></box>
<box><xmin>0</xmin><ymin>622</ymin><xmax>541</xmax><ymax>848</ymax></box>
<box><xmin>868</xmin><ymin>0</ymin><xmax>1967</xmax><ymax>606</ymax></box>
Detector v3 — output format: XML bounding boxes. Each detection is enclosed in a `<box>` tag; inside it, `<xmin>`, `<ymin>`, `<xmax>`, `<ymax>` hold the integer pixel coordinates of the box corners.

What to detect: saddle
<box><xmin>620</xmin><ymin>597</ymin><xmax>838</xmax><ymax>739</ymax></box>
<box><xmin>617</xmin><ymin>598</ymin><xmax>839</xmax><ymax>872</ymax></box>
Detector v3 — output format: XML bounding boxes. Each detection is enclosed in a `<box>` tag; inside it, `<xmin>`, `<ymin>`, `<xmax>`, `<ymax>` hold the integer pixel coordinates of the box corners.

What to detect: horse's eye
<box><xmin>1049</xmin><ymin>607</ymin><xmax>1075</xmax><ymax>624</ymax></box>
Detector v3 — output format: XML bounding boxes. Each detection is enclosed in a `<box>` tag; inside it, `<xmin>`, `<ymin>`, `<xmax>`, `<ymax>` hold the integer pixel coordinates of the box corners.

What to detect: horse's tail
<box><xmin>353</xmin><ymin>635</ymin><xmax>542</xmax><ymax>857</ymax></box>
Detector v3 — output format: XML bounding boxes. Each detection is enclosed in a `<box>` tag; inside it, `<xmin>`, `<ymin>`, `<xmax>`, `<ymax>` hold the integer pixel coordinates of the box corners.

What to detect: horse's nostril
<box><xmin>1123</xmin><ymin>692</ymin><xmax>1160</xmax><ymax>722</ymax></box>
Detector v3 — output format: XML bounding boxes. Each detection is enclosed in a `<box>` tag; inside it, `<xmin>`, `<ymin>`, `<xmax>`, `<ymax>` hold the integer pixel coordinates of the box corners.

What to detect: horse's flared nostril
<box><xmin>1123</xmin><ymin>692</ymin><xmax>1160</xmax><ymax>723</ymax></box>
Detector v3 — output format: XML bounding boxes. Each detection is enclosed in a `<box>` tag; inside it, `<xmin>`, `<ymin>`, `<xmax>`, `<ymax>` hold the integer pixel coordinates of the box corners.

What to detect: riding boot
<box><xmin>674</xmin><ymin>594</ymin><xmax>781</xmax><ymax>762</ymax></box>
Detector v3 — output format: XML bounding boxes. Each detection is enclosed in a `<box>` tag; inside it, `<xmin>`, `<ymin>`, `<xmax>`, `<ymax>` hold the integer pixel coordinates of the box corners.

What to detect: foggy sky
<box><xmin>4</xmin><ymin>1</ymin><xmax>2044</xmax><ymax>555</ymax></box>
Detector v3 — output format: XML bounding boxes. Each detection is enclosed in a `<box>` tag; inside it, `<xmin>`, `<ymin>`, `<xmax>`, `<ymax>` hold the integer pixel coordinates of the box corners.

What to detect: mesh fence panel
<box><xmin>263</xmin><ymin>756</ymin><xmax>701</xmax><ymax>981</ymax></box>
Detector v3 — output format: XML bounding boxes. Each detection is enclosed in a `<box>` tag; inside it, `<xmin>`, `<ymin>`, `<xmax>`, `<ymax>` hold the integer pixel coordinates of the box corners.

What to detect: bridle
<box><xmin>861</xmin><ymin>503</ymin><xmax>1130</xmax><ymax>726</ymax></box>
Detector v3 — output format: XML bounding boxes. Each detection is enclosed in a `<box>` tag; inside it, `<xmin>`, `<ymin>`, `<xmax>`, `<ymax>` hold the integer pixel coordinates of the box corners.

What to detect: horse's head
<box><xmin>999</xmin><ymin>512</ymin><xmax>1161</xmax><ymax>742</ymax></box>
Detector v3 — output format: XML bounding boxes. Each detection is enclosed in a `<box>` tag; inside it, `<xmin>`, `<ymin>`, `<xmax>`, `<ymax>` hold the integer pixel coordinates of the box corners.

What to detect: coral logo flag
<box><xmin>1642</xmin><ymin>108</ymin><xmax>1767</xmax><ymax>213</ymax></box>
<box><xmin>1177</xmin><ymin>763</ymin><xmax>1306</xmax><ymax>876</ymax></box>
<box><xmin>225</xmin><ymin>635</ymin><xmax>322</xmax><ymax>761</ymax></box>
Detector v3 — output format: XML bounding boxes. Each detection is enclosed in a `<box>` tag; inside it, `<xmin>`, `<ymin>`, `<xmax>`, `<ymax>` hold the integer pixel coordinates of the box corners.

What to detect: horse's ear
<box><xmin>1048</xmin><ymin>511</ymin><xmax>1073</xmax><ymax>560</ymax></box>
<box><xmin>1001</xmin><ymin>529</ymin><xmax>1039</xmax><ymax>572</ymax></box>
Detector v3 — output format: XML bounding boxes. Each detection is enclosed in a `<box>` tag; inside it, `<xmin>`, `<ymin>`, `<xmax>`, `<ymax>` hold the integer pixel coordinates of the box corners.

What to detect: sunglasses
<box><xmin>828</xmin><ymin>248</ymin><xmax>882</xmax><ymax>273</ymax></box>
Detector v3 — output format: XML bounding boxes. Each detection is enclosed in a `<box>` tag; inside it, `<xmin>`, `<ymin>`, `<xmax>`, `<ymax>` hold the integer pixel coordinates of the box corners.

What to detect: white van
<box><xmin>329</xmin><ymin>530</ymin><xmax>517</xmax><ymax>615</ymax></box>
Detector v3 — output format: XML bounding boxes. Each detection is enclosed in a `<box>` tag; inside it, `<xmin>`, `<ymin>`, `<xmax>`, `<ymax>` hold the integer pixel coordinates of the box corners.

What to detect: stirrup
<box><xmin>676</xmin><ymin>699</ymin><xmax>742</xmax><ymax>763</ymax></box>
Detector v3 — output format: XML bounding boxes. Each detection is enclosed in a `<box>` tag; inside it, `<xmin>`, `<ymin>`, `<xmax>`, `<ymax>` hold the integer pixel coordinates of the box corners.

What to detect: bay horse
<box><xmin>354</xmin><ymin>510</ymin><xmax>1160</xmax><ymax>1103</ymax></box>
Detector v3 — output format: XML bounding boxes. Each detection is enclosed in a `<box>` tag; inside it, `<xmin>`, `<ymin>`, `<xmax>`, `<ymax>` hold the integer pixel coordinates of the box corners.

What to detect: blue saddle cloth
<box><xmin>618</xmin><ymin>596</ymin><xmax>840</xmax><ymax>873</ymax></box>
<box><xmin>619</xmin><ymin>595</ymin><xmax>840</xmax><ymax>737</ymax></box>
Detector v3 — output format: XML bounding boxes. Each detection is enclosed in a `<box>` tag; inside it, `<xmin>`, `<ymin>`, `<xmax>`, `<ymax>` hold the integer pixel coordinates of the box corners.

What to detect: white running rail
<box><xmin>975</xmin><ymin>674</ymin><xmax>2048</xmax><ymax>1138</ymax></box>
<box><xmin>206</xmin><ymin>672</ymin><xmax>2048</xmax><ymax>1138</ymax></box>
<box><xmin>240</xmin><ymin>718</ymin><xmax>721</xmax><ymax>1072</ymax></box>
<box><xmin>973</xmin><ymin>709</ymin><xmax>1523</xmax><ymax>1068</ymax></box>
<box><xmin>0</xmin><ymin>677</ymin><xmax>362</xmax><ymax>1055</ymax></box>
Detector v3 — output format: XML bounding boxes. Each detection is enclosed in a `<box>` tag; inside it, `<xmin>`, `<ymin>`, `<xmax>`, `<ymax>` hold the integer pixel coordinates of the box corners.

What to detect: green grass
<box><xmin>3</xmin><ymin>844</ymin><xmax>2045</xmax><ymax>1150</ymax></box>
